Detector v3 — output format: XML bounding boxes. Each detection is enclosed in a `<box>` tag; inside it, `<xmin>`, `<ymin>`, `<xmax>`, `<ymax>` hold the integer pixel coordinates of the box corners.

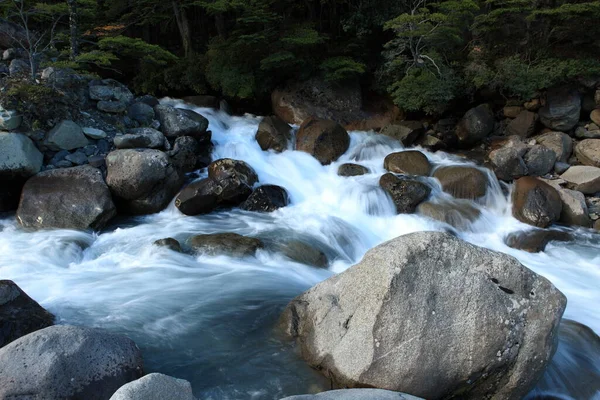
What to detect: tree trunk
<box><xmin>172</xmin><ymin>0</ymin><xmax>192</xmax><ymax>57</ymax></box>
<box><xmin>67</xmin><ymin>0</ymin><xmax>79</xmax><ymax>60</ymax></box>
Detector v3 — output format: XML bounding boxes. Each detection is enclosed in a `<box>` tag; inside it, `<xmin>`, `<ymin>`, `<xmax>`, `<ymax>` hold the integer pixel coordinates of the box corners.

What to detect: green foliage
<box><xmin>98</xmin><ymin>36</ymin><xmax>177</xmax><ymax>66</ymax></box>
<box><xmin>0</xmin><ymin>79</ymin><xmax>68</xmax><ymax>127</ymax></box>
<box><xmin>320</xmin><ymin>57</ymin><xmax>366</xmax><ymax>82</ymax></box>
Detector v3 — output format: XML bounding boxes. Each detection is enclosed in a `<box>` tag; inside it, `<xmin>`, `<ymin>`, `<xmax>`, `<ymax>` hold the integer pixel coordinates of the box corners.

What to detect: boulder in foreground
<box><xmin>280</xmin><ymin>389</ymin><xmax>423</xmax><ymax>400</ymax></box>
<box><xmin>279</xmin><ymin>232</ymin><xmax>566</xmax><ymax>400</ymax></box>
<box><xmin>0</xmin><ymin>325</ymin><xmax>143</xmax><ymax>400</ymax></box>
<box><xmin>110</xmin><ymin>373</ymin><xmax>196</xmax><ymax>400</ymax></box>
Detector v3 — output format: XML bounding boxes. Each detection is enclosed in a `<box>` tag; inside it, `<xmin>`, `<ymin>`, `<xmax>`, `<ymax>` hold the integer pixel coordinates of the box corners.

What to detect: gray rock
<box><xmin>83</xmin><ymin>145</ymin><xmax>99</xmax><ymax>156</ymax></box>
<box><xmin>280</xmin><ymin>389</ymin><xmax>422</xmax><ymax>400</ymax></box>
<box><xmin>89</xmin><ymin>80</ymin><xmax>134</xmax><ymax>103</ymax></box>
<box><xmin>0</xmin><ymin>325</ymin><xmax>143</xmax><ymax>400</ymax></box>
<box><xmin>17</xmin><ymin>165</ymin><xmax>116</xmax><ymax>230</ymax></box>
<box><xmin>0</xmin><ymin>280</ymin><xmax>54</xmax><ymax>348</ymax></box>
<box><xmin>505</xmin><ymin>229</ymin><xmax>573</xmax><ymax>253</ymax></box>
<box><xmin>535</xmin><ymin>131</ymin><xmax>572</xmax><ymax>163</ymax></box>
<box><xmin>89</xmin><ymin>85</ymin><xmax>115</xmax><ymax>101</ymax></box>
<box><xmin>539</xmin><ymin>87</ymin><xmax>581</xmax><ymax>132</ymax></box>
<box><xmin>338</xmin><ymin>163</ymin><xmax>369</xmax><ymax>177</ymax></box>
<box><xmin>279</xmin><ymin>240</ymin><xmax>328</xmax><ymax>268</ymax></box>
<box><xmin>82</xmin><ymin>127</ymin><xmax>107</xmax><ymax>139</ymax></box>
<box><xmin>256</xmin><ymin>115</ymin><xmax>292</xmax><ymax>152</ymax></box>
<box><xmin>524</xmin><ymin>145</ymin><xmax>557</xmax><ymax>176</ymax></box>
<box><xmin>155</xmin><ymin>105</ymin><xmax>209</xmax><ymax>138</ymax></box>
<box><xmin>506</xmin><ymin>110</ymin><xmax>538</xmax><ymax>138</ymax></box>
<box><xmin>433</xmin><ymin>166</ymin><xmax>489</xmax><ymax>200</ymax></box>
<box><xmin>97</xmin><ymin>139</ymin><xmax>111</xmax><ymax>153</ymax></box>
<box><xmin>88</xmin><ymin>155</ymin><xmax>105</xmax><ymax>168</ymax></box>
<box><xmin>0</xmin><ymin>106</ymin><xmax>22</xmax><ymax>130</ymax></box>
<box><xmin>46</xmin><ymin>120</ymin><xmax>89</xmax><ymax>151</ymax></box>
<box><xmin>55</xmin><ymin>160</ymin><xmax>73</xmax><ymax>168</ymax></box>
<box><xmin>279</xmin><ymin>232</ymin><xmax>566</xmax><ymax>400</ymax></box>
<box><xmin>128</xmin><ymin>102</ymin><xmax>155</xmax><ymax>126</ymax></box>
<box><xmin>379</xmin><ymin>173</ymin><xmax>431</xmax><ymax>213</ymax></box>
<box><xmin>98</xmin><ymin>100</ymin><xmax>127</xmax><ymax>113</ymax></box>
<box><xmin>106</xmin><ymin>149</ymin><xmax>183</xmax><ymax>215</ymax></box>
<box><xmin>109</xmin><ymin>373</ymin><xmax>196</xmax><ymax>400</ymax></box>
<box><xmin>240</xmin><ymin>185</ymin><xmax>289</xmax><ymax>212</ymax></box>
<box><xmin>560</xmin><ymin>166</ymin><xmax>600</xmax><ymax>194</ymax></box>
<box><xmin>512</xmin><ymin>177</ymin><xmax>562</xmax><ymax>228</ymax></box>
<box><xmin>0</xmin><ymin>132</ymin><xmax>43</xmax><ymax>178</ymax></box>
<box><xmin>167</xmin><ymin>136</ymin><xmax>200</xmax><ymax>172</ymax></box>
<box><xmin>296</xmin><ymin>118</ymin><xmax>350</xmax><ymax>165</ymax></box>
<box><xmin>188</xmin><ymin>233</ymin><xmax>263</xmax><ymax>257</ymax></box>
<box><xmin>456</xmin><ymin>104</ymin><xmax>494</xmax><ymax>145</ymax></box>
<box><xmin>9</xmin><ymin>58</ymin><xmax>29</xmax><ymax>77</ymax></box>
<box><xmin>554</xmin><ymin>162</ymin><xmax>571</xmax><ymax>175</ymax></box>
<box><xmin>384</xmin><ymin>151</ymin><xmax>431</xmax><ymax>176</ymax></box>
<box><xmin>2</xmin><ymin>48</ymin><xmax>22</xmax><ymax>61</ymax></box>
<box><xmin>575</xmin><ymin>126</ymin><xmax>600</xmax><ymax>139</ymax></box>
<box><xmin>489</xmin><ymin>146</ymin><xmax>528</xmax><ymax>181</ymax></box>
<box><xmin>574</xmin><ymin>139</ymin><xmax>600</xmax><ymax>167</ymax></box>
<box><xmin>557</xmin><ymin>188</ymin><xmax>591</xmax><ymax>227</ymax></box>
<box><xmin>65</xmin><ymin>151</ymin><xmax>88</xmax><ymax>166</ymax></box>
<box><xmin>114</xmin><ymin>128</ymin><xmax>165</xmax><ymax>150</ymax></box>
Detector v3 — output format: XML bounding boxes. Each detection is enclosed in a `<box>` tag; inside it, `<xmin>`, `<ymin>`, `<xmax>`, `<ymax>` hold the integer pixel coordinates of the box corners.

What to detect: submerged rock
<box><xmin>338</xmin><ymin>163</ymin><xmax>369</xmax><ymax>177</ymax></box>
<box><xmin>110</xmin><ymin>373</ymin><xmax>196</xmax><ymax>400</ymax></box>
<box><xmin>0</xmin><ymin>280</ymin><xmax>54</xmax><ymax>348</ymax></box>
<box><xmin>0</xmin><ymin>325</ymin><xmax>143</xmax><ymax>400</ymax></box>
<box><xmin>279</xmin><ymin>232</ymin><xmax>566</xmax><ymax>400</ymax></box>
<box><xmin>433</xmin><ymin>166</ymin><xmax>489</xmax><ymax>200</ymax></box>
<box><xmin>153</xmin><ymin>238</ymin><xmax>183</xmax><ymax>253</ymax></box>
<box><xmin>255</xmin><ymin>115</ymin><xmax>292</xmax><ymax>152</ymax></box>
<box><xmin>383</xmin><ymin>151</ymin><xmax>431</xmax><ymax>176</ymax></box>
<box><xmin>296</xmin><ymin>118</ymin><xmax>350</xmax><ymax>165</ymax></box>
<box><xmin>188</xmin><ymin>233</ymin><xmax>263</xmax><ymax>257</ymax></box>
<box><xmin>379</xmin><ymin>173</ymin><xmax>431</xmax><ymax>214</ymax></box>
<box><xmin>280</xmin><ymin>240</ymin><xmax>328</xmax><ymax>268</ymax></box>
<box><xmin>512</xmin><ymin>177</ymin><xmax>562</xmax><ymax>228</ymax></box>
<box><xmin>240</xmin><ymin>185</ymin><xmax>289</xmax><ymax>212</ymax></box>
<box><xmin>505</xmin><ymin>229</ymin><xmax>573</xmax><ymax>253</ymax></box>
<box><xmin>417</xmin><ymin>199</ymin><xmax>481</xmax><ymax>230</ymax></box>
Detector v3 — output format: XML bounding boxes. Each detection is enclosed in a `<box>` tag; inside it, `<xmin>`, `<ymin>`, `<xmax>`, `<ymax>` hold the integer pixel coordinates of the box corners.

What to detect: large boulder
<box><xmin>0</xmin><ymin>132</ymin><xmax>43</xmax><ymax>178</ymax></box>
<box><xmin>539</xmin><ymin>87</ymin><xmax>581</xmax><ymax>132</ymax></box>
<box><xmin>512</xmin><ymin>177</ymin><xmax>562</xmax><ymax>228</ymax></box>
<box><xmin>240</xmin><ymin>185</ymin><xmax>289</xmax><ymax>212</ymax></box>
<box><xmin>113</xmin><ymin>128</ymin><xmax>165</xmax><ymax>149</ymax></box>
<box><xmin>506</xmin><ymin>110</ymin><xmax>539</xmax><ymax>138</ymax></box>
<box><xmin>379</xmin><ymin>173</ymin><xmax>431</xmax><ymax>214</ymax></box>
<box><xmin>433</xmin><ymin>166</ymin><xmax>489</xmax><ymax>200</ymax></box>
<box><xmin>535</xmin><ymin>131</ymin><xmax>572</xmax><ymax>163</ymax></box>
<box><xmin>296</xmin><ymin>118</ymin><xmax>350</xmax><ymax>165</ymax></box>
<box><xmin>0</xmin><ymin>280</ymin><xmax>54</xmax><ymax>348</ymax></box>
<box><xmin>279</xmin><ymin>232</ymin><xmax>566</xmax><ymax>400</ymax></box>
<box><xmin>560</xmin><ymin>166</ymin><xmax>600</xmax><ymax>194</ymax></box>
<box><xmin>106</xmin><ymin>149</ymin><xmax>183</xmax><ymax>215</ymax></box>
<box><xmin>255</xmin><ymin>115</ymin><xmax>292</xmax><ymax>152</ymax></box>
<box><xmin>45</xmin><ymin>120</ymin><xmax>89</xmax><ymax>151</ymax></box>
<box><xmin>280</xmin><ymin>389</ymin><xmax>422</xmax><ymax>400</ymax></box>
<box><xmin>574</xmin><ymin>139</ymin><xmax>600</xmax><ymax>167</ymax></box>
<box><xmin>188</xmin><ymin>233</ymin><xmax>263</xmax><ymax>257</ymax></box>
<box><xmin>383</xmin><ymin>151</ymin><xmax>431</xmax><ymax>176</ymax></box>
<box><xmin>154</xmin><ymin>105</ymin><xmax>209</xmax><ymax>139</ymax></box>
<box><xmin>17</xmin><ymin>166</ymin><xmax>116</xmax><ymax>230</ymax></box>
<box><xmin>0</xmin><ymin>325</ymin><xmax>143</xmax><ymax>400</ymax></box>
<box><xmin>456</xmin><ymin>104</ymin><xmax>494</xmax><ymax>145</ymax></box>
<box><xmin>109</xmin><ymin>373</ymin><xmax>196</xmax><ymax>400</ymax></box>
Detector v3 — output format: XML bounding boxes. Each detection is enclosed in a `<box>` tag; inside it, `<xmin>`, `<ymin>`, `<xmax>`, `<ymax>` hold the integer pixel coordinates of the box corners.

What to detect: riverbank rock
<box><xmin>188</xmin><ymin>233</ymin><xmax>263</xmax><ymax>257</ymax></box>
<box><xmin>539</xmin><ymin>87</ymin><xmax>581</xmax><ymax>132</ymax></box>
<box><xmin>535</xmin><ymin>132</ymin><xmax>572</xmax><ymax>163</ymax></box>
<box><xmin>280</xmin><ymin>240</ymin><xmax>328</xmax><ymax>268</ymax></box>
<box><xmin>505</xmin><ymin>229</ymin><xmax>573</xmax><ymax>253</ymax></box>
<box><xmin>542</xmin><ymin>181</ymin><xmax>591</xmax><ymax>227</ymax></box>
<box><xmin>114</xmin><ymin>128</ymin><xmax>165</xmax><ymax>149</ymax></box>
<box><xmin>456</xmin><ymin>104</ymin><xmax>494</xmax><ymax>145</ymax></box>
<box><xmin>0</xmin><ymin>280</ymin><xmax>54</xmax><ymax>348</ymax></box>
<box><xmin>379</xmin><ymin>173</ymin><xmax>431</xmax><ymax>214</ymax></box>
<box><xmin>256</xmin><ymin>116</ymin><xmax>292</xmax><ymax>152</ymax></box>
<box><xmin>0</xmin><ymin>325</ymin><xmax>143</xmax><ymax>400</ymax></box>
<box><xmin>45</xmin><ymin>120</ymin><xmax>88</xmax><ymax>151</ymax></box>
<box><xmin>417</xmin><ymin>200</ymin><xmax>481</xmax><ymax>230</ymax></box>
<box><xmin>168</xmin><ymin>136</ymin><xmax>205</xmax><ymax>173</ymax></box>
<box><xmin>384</xmin><ymin>151</ymin><xmax>431</xmax><ymax>176</ymax></box>
<box><xmin>506</xmin><ymin>110</ymin><xmax>538</xmax><ymax>138</ymax></box>
<box><xmin>0</xmin><ymin>132</ymin><xmax>43</xmax><ymax>178</ymax></box>
<box><xmin>380</xmin><ymin>121</ymin><xmax>425</xmax><ymax>146</ymax></box>
<box><xmin>280</xmin><ymin>389</ymin><xmax>423</xmax><ymax>400</ymax></box>
<box><xmin>240</xmin><ymin>185</ymin><xmax>289</xmax><ymax>212</ymax></box>
<box><xmin>574</xmin><ymin>139</ymin><xmax>600</xmax><ymax>167</ymax></box>
<box><xmin>338</xmin><ymin>163</ymin><xmax>368</xmax><ymax>177</ymax></box>
<box><xmin>512</xmin><ymin>177</ymin><xmax>562</xmax><ymax>228</ymax></box>
<box><xmin>154</xmin><ymin>105</ymin><xmax>209</xmax><ymax>139</ymax></box>
<box><xmin>489</xmin><ymin>146</ymin><xmax>528</xmax><ymax>181</ymax></box>
<box><xmin>523</xmin><ymin>145</ymin><xmax>557</xmax><ymax>176</ymax></box>
<box><xmin>560</xmin><ymin>166</ymin><xmax>600</xmax><ymax>194</ymax></box>
<box><xmin>110</xmin><ymin>373</ymin><xmax>196</xmax><ymax>400</ymax></box>
<box><xmin>106</xmin><ymin>149</ymin><xmax>182</xmax><ymax>215</ymax></box>
<box><xmin>296</xmin><ymin>118</ymin><xmax>350</xmax><ymax>165</ymax></box>
<box><xmin>433</xmin><ymin>166</ymin><xmax>489</xmax><ymax>200</ymax></box>
<box><xmin>128</xmin><ymin>102</ymin><xmax>155</xmax><ymax>126</ymax></box>
<box><xmin>17</xmin><ymin>166</ymin><xmax>116</xmax><ymax>230</ymax></box>
<box><xmin>279</xmin><ymin>232</ymin><xmax>566</xmax><ymax>400</ymax></box>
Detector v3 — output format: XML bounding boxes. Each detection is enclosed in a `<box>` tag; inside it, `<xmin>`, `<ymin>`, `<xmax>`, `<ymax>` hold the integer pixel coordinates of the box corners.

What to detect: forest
<box><xmin>1</xmin><ymin>0</ymin><xmax>600</xmax><ymax>115</ymax></box>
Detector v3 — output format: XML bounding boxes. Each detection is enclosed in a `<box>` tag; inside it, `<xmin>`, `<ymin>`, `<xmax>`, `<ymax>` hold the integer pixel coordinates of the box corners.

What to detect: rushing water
<box><xmin>1</xmin><ymin>101</ymin><xmax>599</xmax><ymax>400</ymax></box>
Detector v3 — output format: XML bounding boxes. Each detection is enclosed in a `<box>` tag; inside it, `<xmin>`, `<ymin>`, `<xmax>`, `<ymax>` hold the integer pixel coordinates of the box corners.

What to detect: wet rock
<box><xmin>280</xmin><ymin>389</ymin><xmax>422</xmax><ymax>400</ymax></box>
<box><xmin>433</xmin><ymin>166</ymin><xmax>489</xmax><ymax>200</ymax></box>
<box><xmin>383</xmin><ymin>151</ymin><xmax>431</xmax><ymax>176</ymax></box>
<box><xmin>512</xmin><ymin>177</ymin><xmax>562</xmax><ymax>228</ymax></box>
<box><xmin>279</xmin><ymin>231</ymin><xmax>566</xmax><ymax>400</ymax></box>
<box><xmin>296</xmin><ymin>118</ymin><xmax>350</xmax><ymax>165</ymax></box>
<box><xmin>114</xmin><ymin>128</ymin><xmax>165</xmax><ymax>149</ymax></box>
<box><xmin>338</xmin><ymin>163</ymin><xmax>369</xmax><ymax>177</ymax></box>
<box><xmin>188</xmin><ymin>233</ymin><xmax>263</xmax><ymax>257</ymax></box>
<box><xmin>110</xmin><ymin>373</ymin><xmax>196</xmax><ymax>400</ymax></box>
<box><xmin>0</xmin><ymin>280</ymin><xmax>54</xmax><ymax>348</ymax></box>
<box><xmin>539</xmin><ymin>87</ymin><xmax>581</xmax><ymax>132</ymax></box>
<box><xmin>98</xmin><ymin>100</ymin><xmax>126</xmax><ymax>113</ymax></box>
<box><xmin>174</xmin><ymin>178</ymin><xmax>220</xmax><ymax>215</ymax></box>
<box><xmin>153</xmin><ymin>238</ymin><xmax>182</xmax><ymax>253</ymax></box>
<box><xmin>255</xmin><ymin>115</ymin><xmax>292</xmax><ymax>152</ymax></box>
<box><xmin>82</xmin><ymin>127</ymin><xmax>107</xmax><ymax>139</ymax></box>
<box><xmin>417</xmin><ymin>200</ymin><xmax>481</xmax><ymax>230</ymax></box>
<box><xmin>505</xmin><ymin>229</ymin><xmax>573</xmax><ymax>253</ymax></box>
<box><xmin>489</xmin><ymin>146</ymin><xmax>528</xmax><ymax>181</ymax></box>
<box><xmin>208</xmin><ymin>158</ymin><xmax>259</xmax><ymax>204</ymax></box>
<box><xmin>456</xmin><ymin>104</ymin><xmax>494</xmax><ymax>145</ymax></box>
<box><xmin>46</xmin><ymin>120</ymin><xmax>88</xmax><ymax>151</ymax></box>
<box><xmin>168</xmin><ymin>136</ymin><xmax>200</xmax><ymax>173</ymax></box>
<box><xmin>380</xmin><ymin>121</ymin><xmax>425</xmax><ymax>146</ymax></box>
<box><xmin>280</xmin><ymin>241</ymin><xmax>328</xmax><ymax>268</ymax></box>
<box><xmin>240</xmin><ymin>185</ymin><xmax>289</xmax><ymax>212</ymax></box>
<box><xmin>379</xmin><ymin>173</ymin><xmax>431</xmax><ymax>214</ymax></box>
<box><xmin>154</xmin><ymin>105</ymin><xmax>209</xmax><ymax>139</ymax></box>
<box><xmin>524</xmin><ymin>145</ymin><xmax>556</xmax><ymax>176</ymax></box>
<box><xmin>506</xmin><ymin>110</ymin><xmax>539</xmax><ymax>138</ymax></box>
<box><xmin>106</xmin><ymin>149</ymin><xmax>183</xmax><ymax>215</ymax></box>
<box><xmin>0</xmin><ymin>132</ymin><xmax>43</xmax><ymax>178</ymax></box>
<box><xmin>419</xmin><ymin>134</ymin><xmax>444</xmax><ymax>151</ymax></box>
<box><xmin>0</xmin><ymin>325</ymin><xmax>143</xmax><ymax>400</ymax></box>
<box><xmin>128</xmin><ymin>102</ymin><xmax>155</xmax><ymax>125</ymax></box>
<box><xmin>535</xmin><ymin>132</ymin><xmax>572</xmax><ymax>163</ymax></box>
<box><xmin>574</xmin><ymin>139</ymin><xmax>600</xmax><ymax>167</ymax></box>
<box><xmin>17</xmin><ymin>165</ymin><xmax>116</xmax><ymax>230</ymax></box>
<box><xmin>560</xmin><ymin>166</ymin><xmax>600</xmax><ymax>194</ymax></box>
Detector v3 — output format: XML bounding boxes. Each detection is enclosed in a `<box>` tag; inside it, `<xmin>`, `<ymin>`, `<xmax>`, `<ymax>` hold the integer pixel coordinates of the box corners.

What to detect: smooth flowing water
<box><xmin>1</xmin><ymin>101</ymin><xmax>598</xmax><ymax>399</ymax></box>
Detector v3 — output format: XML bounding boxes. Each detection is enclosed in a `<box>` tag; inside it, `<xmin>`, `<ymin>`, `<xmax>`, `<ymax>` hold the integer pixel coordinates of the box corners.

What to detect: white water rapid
<box><xmin>1</xmin><ymin>100</ymin><xmax>599</xmax><ymax>399</ymax></box>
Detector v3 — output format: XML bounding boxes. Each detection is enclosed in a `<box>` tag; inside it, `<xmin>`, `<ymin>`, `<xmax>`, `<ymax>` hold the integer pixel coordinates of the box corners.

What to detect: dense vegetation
<box><xmin>1</xmin><ymin>0</ymin><xmax>599</xmax><ymax>114</ymax></box>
